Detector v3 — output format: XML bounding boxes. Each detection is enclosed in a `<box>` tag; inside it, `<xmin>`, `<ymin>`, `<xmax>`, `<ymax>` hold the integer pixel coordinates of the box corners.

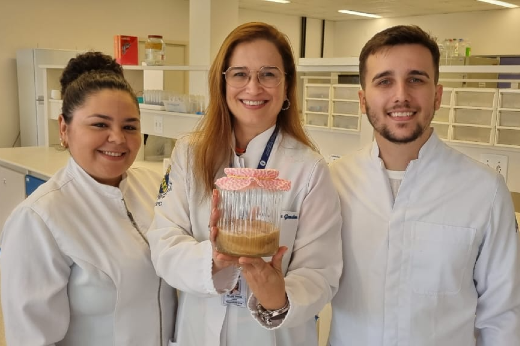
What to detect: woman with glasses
<box><xmin>147</xmin><ymin>22</ymin><xmax>342</xmax><ymax>346</ymax></box>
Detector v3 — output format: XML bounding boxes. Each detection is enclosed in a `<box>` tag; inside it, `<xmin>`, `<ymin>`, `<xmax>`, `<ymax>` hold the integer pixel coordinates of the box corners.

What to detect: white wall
<box><xmin>333</xmin><ymin>8</ymin><xmax>520</xmax><ymax>57</ymax></box>
<box><xmin>0</xmin><ymin>0</ymin><xmax>189</xmax><ymax>148</ymax></box>
<box><xmin>239</xmin><ymin>9</ymin><xmax>302</xmax><ymax>61</ymax></box>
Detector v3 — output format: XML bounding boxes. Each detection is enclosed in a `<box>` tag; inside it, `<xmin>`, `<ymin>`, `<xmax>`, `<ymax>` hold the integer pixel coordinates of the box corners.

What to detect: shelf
<box><xmin>452</xmin><ymin>126</ymin><xmax>493</xmax><ymax>144</ymax></box>
<box><xmin>433</xmin><ymin>107</ymin><xmax>450</xmax><ymax>123</ymax></box>
<box><xmin>453</xmin><ymin>108</ymin><xmax>494</xmax><ymax>126</ymax></box>
<box><xmin>431</xmin><ymin>123</ymin><xmax>449</xmax><ymax>140</ymax></box>
<box><xmin>497</xmin><ymin>110</ymin><xmax>520</xmax><ymax>127</ymax></box>
<box><xmin>497</xmin><ymin>108</ymin><xmax>520</xmax><ymax>112</ymax></box>
<box><xmin>440</xmin><ymin>88</ymin><xmax>453</xmax><ymax>107</ymax></box>
<box><xmin>332</xmin><ymin>101</ymin><xmax>360</xmax><ymax>115</ymax></box>
<box><xmin>305</xmin><ymin>111</ymin><xmax>329</xmax><ymax>115</ymax></box>
<box><xmin>451</xmin><ymin>123</ymin><xmax>493</xmax><ymax>129</ymax></box>
<box><xmin>306</xmin><ymin>98</ymin><xmax>329</xmax><ymax>101</ymax></box>
<box><xmin>305</xmin><ymin>124</ymin><xmax>329</xmax><ymax>130</ymax></box>
<box><xmin>331</xmin><ymin>115</ymin><xmax>360</xmax><ymax>131</ymax></box>
<box><xmin>332</xmin><ymin>98</ymin><xmax>359</xmax><ymax>102</ymax></box>
<box><xmin>332</xmin><ymin>85</ymin><xmax>360</xmax><ymax>100</ymax></box>
<box><xmin>453</xmin><ymin>106</ymin><xmax>494</xmax><ymax>110</ymax></box>
<box><xmin>140</xmin><ymin>109</ymin><xmax>203</xmax><ymax>119</ymax></box>
<box><xmin>499</xmin><ymin>90</ymin><xmax>520</xmax><ymax>109</ymax></box>
<box><xmin>41</xmin><ymin>64</ymin><xmax>209</xmax><ymax>148</ymax></box>
<box><xmin>331</xmin><ymin>113</ymin><xmax>360</xmax><ymax>117</ymax></box>
<box><xmin>453</xmin><ymin>89</ymin><xmax>496</xmax><ymax>108</ymax></box>
<box><xmin>495</xmin><ymin>128</ymin><xmax>520</xmax><ymax>147</ymax></box>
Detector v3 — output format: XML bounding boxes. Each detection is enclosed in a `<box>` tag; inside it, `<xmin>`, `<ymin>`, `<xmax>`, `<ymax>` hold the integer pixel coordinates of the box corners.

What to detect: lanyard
<box><xmin>257</xmin><ymin>125</ymin><xmax>279</xmax><ymax>169</ymax></box>
<box><xmin>230</xmin><ymin>125</ymin><xmax>279</xmax><ymax>169</ymax></box>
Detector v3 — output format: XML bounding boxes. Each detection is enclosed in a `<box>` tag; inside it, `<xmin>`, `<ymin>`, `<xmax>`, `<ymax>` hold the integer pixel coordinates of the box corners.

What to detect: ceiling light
<box><xmin>338</xmin><ymin>10</ymin><xmax>382</xmax><ymax>19</ymax></box>
<box><xmin>264</xmin><ymin>0</ymin><xmax>291</xmax><ymax>4</ymax></box>
<box><xmin>477</xmin><ymin>0</ymin><xmax>518</xmax><ymax>8</ymax></box>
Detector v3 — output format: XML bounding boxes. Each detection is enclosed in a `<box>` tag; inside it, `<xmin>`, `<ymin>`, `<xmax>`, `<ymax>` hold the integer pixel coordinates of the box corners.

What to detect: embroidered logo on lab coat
<box><xmin>156</xmin><ymin>164</ymin><xmax>172</xmax><ymax>206</ymax></box>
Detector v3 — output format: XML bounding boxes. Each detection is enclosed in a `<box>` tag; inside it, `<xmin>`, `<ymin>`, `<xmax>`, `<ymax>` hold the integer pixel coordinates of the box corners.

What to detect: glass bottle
<box><xmin>145</xmin><ymin>35</ymin><xmax>165</xmax><ymax>66</ymax></box>
<box><xmin>215</xmin><ymin>168</ymin><xmax>291</xmax><ymax>257</ymax></box>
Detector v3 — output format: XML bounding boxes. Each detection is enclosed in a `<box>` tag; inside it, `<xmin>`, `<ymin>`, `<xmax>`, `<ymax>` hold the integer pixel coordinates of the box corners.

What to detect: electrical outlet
<box><xmin>154</xmin><ymin>115</ymin><xmax>163</xmax><ymax>135</ymax></box>
<box><xmin>479</xmin><ymin>154</ymin><xmax>508</xmax><ymax>182</ymax></box>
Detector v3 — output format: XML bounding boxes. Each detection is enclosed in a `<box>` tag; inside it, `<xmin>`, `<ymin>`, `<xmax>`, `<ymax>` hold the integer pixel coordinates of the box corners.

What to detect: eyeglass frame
<box><xmin>222</xmin><ymin>66</ymin><xmax>287</xmax><ymax>88</ymax></box>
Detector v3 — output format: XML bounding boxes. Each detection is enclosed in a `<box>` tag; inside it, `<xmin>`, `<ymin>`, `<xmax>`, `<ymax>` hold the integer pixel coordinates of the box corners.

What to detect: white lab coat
<box><xmin>1</xmin><ymin>158</ymin><xmax>177</xmax><ymax>346</ymax></box>
<box><xmin>329</xmin><ymin>132</ymin><xmax>520</xmax><ymax>346</ymax></box>
<box><xmin>148</xmin><ymin>126</ymin><xmax>342</xmax><ymax>346</ymax></box>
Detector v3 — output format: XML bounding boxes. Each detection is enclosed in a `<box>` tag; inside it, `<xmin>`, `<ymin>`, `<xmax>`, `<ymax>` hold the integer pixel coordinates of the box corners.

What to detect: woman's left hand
<box><xmin>238</xmin><ymin>246</ymin><xmax>288</xmax><ymax>310</ymax></box>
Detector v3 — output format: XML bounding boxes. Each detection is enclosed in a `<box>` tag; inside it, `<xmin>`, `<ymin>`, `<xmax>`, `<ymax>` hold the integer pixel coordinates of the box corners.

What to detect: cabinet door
<box><xmin>0</xmin><ymin>167</ymin><xmax>26</xmax><ymax>232</ymax></box>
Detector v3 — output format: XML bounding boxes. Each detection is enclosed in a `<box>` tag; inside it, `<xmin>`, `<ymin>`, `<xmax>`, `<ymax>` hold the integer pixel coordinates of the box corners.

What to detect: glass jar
<box><xmin>145</xmin><ymin>35</ymin><xmax>165</xmax><ymax>66</ymax></box>
<box><xmin>215</xmin><ymin>168</ymin><xmax>291</xmax><ymax>257</ymax></box>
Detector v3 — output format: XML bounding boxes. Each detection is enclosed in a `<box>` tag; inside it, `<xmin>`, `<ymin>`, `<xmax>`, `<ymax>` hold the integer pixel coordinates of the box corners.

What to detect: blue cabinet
<box><xmin>25</xmin><ymin>174</ymin><xmax>46</xmax><ymax>196</ymax></box>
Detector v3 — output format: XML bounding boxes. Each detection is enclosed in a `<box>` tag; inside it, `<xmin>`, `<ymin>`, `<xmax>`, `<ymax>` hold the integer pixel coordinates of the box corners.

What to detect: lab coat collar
<box><xmin>231</xmin><ymin>125</ymin><xmax>277</xmax><ymax>168</ymax></box>
<box><xmin>369</xmin><ymin>128</ymin><xmax>441</xmax><ymax>167</ymax></box>
<box><xmin>232</xmin><ymin>125</ymin><xmax>277</xmax><ymax>153</ymax></box>
<box><xmin>67</xmin><ymin>157</ymin><xmax>127</xmax><ymax>198</ymax></box>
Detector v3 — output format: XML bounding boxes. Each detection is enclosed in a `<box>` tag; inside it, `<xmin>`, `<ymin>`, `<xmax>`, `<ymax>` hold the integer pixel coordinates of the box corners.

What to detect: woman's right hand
<box><xmin>209</xmin><ymin>189</ymin><xmax>240</xmax><ymax>274</ymax></box>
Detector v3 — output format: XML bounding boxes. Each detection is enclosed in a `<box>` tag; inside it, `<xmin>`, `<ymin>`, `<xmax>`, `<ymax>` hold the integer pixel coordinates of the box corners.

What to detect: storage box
<box><xmin>114</xmin><ymin>35</ymin><xmax>138</xmax><ymax>65</ymax></box>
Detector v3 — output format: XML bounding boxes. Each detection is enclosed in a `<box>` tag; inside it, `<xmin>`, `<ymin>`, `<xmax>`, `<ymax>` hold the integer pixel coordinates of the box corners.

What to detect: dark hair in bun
<box><xmin>60</xmin><ymin>51</ymin><xmax>138</xmax><ymax>123</ymax></box>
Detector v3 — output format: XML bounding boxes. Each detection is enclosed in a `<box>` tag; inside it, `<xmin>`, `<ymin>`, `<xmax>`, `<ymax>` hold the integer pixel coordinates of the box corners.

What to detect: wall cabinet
<box><xmin>496</xmin><ymin>90</ymin><xmax>520</xmax><ymax>148</ymax></box>
<box><xmin>0</xmin><ymin>166</ymin><xmax>26</xmax><ymax>231</ymax></box>
<box><xmin>450</xmin><ymin>88</ymin><xmax>497</xmax><ymax>145</ymax></box>
<box><xmin>430</xmin><ymin>88</ymin><xmax>520</xmax><ymax>147</ymax></box>
<box><xmin>303</xmin><ymin>83</ymin><xmax>361</xmax><ymax>132</ymax></box>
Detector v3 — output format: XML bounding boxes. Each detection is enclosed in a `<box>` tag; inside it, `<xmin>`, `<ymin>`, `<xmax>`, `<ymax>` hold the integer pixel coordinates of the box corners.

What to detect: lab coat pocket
<box><xmin>168</xmin><ymin>339</ymin><xmax>178</xmax><ymax>346</ymax></box>
<box><xmin>411</xmin><ymin>221</ymin><xmax>476</xmax><ymax>295</ymax></box>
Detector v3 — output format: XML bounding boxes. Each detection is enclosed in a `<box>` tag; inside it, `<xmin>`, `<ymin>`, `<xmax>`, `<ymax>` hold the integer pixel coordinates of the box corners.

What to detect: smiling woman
<box><xmin>0</xmin><ymin>52</ymin><xmax>176</xmax><ymax>345</ymax></box>
<box><xmin>146</xmin><ymin>22</ymin><xmax>343</xmax><ymax>346</ymax></box>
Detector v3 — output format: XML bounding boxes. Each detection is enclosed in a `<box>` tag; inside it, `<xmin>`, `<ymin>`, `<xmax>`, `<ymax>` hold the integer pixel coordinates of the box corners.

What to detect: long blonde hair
<box><xmin>191</xmin><ymin>22</ymin><xmax>317</xmax><ymax>196</ymax></box>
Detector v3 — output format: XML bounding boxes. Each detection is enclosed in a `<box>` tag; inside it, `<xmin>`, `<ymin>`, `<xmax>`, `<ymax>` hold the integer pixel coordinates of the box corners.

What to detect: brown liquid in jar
<box><xmin>216</xmin><ymin>219</ymin><xmax>280</xmax><ymax>257</ymax></box>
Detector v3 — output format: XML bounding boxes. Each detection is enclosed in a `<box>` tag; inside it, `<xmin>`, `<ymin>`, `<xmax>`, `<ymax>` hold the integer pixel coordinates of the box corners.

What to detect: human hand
<box><xmin>238</xmin><ymin>246</ymin><xmax>288</xmax><ymax>310</ymax></box>
<box><xmin>209</xmin><ymin>189</ymin><xmax>240</xmax><ymax>274</ymax></box>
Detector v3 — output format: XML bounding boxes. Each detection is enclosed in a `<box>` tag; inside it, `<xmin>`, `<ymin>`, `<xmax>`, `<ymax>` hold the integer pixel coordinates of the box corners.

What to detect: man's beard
<box><xmin>365</xmin><ymin>102</ymin><xmax>432</xmax><ymax>144</ymax></box>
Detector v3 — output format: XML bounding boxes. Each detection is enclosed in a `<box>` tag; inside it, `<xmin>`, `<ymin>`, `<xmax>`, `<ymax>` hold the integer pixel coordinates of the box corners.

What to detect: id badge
<box><xmin>222</xmin><ymin>274</ymin><xmax>248</xmax><ymax>308</ymax></box>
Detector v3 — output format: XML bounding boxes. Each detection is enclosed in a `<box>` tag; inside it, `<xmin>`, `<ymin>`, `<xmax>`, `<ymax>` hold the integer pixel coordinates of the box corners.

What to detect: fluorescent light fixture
<box><xmin>264</xmin><ymin>0</ymin><xmax>291</xmax><ymax>4</ymax></box>
<box><xmin>477</xmin><ymin>0</ymin><xmax>518</xmax><ymax>8</ymax></box>
<box><xmin>338</xmin><ymin>10</ymin><xmax>382</xmax><ymax>18</ymax></box>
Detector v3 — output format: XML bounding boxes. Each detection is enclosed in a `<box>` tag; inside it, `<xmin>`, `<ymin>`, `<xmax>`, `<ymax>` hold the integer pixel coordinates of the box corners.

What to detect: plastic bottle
<box><xmin>452</xmin><ymin>38</ymin><xmax>459</xmax><ymax>57</ymax></box>
<box><xmin>458</xmin><ymin>39</ymin><xmax>466</xmax><ymax>57</ymax></box>
<box><xmin>438</xmin><ymin>42</ymin><xmax>446</xmax><ymax>65</ymax></box>
<box><xmin>464</xmin><ymin>40</ymin><xmax>472</xmax><ymax>57</ymax></box>
<box><xmin>145</xmin><ymin>35</ymin><xmax>165</xmax><ymax>66</ymax></box>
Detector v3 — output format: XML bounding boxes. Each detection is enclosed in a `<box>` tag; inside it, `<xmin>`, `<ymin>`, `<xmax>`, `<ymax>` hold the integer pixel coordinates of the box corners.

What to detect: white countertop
<box><xmin>0</xmin><ymin>146</ymin><xmax>164</xmax><ymax>180</ymax></box>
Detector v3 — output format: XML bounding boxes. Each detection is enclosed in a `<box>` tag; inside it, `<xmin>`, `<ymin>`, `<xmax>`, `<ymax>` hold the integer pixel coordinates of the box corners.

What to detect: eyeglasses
<box><xmin>223</xmin><ymin>66</ymin><xmax>286</xmax><ymax>88</ymax></box>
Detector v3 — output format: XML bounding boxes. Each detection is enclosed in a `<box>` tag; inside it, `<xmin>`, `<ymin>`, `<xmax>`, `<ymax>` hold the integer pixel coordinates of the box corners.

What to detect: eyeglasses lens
<box><xmin>224</xmin><ymin>66</ymin><xmax>283</xmax><ymax>88</ymax></box>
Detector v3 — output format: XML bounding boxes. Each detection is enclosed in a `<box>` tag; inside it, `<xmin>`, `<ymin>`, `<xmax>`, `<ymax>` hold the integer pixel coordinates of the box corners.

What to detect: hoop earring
<box><xmin>60</xmin><ymin>138</ymin><xmax>67</xmax><ymax>148</ymax></box>
<box><xmin>281</xmin><ymin>99</ymin><xmax>290</xmax><ymax>111</ymax></box>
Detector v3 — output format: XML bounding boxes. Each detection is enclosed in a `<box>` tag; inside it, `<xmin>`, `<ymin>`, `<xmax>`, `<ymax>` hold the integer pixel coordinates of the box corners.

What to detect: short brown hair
<box><xmin>359</xmin><ymin>25</ymin><xmax>440</xmax><ymax>89</ymax></box>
